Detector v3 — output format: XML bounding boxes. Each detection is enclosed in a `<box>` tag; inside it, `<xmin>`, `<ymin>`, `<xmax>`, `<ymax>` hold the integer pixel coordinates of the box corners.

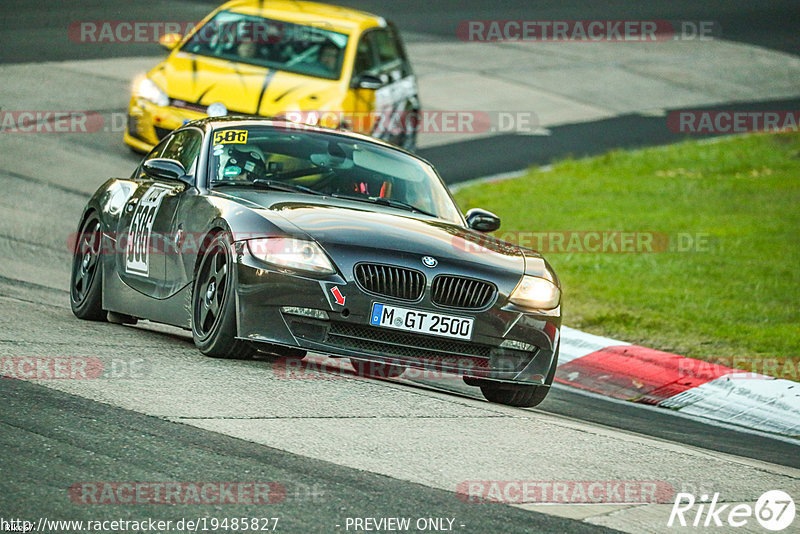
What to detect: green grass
<box><xmin>453</xmin><ymin>132</ymin><xmax>800</xmax><ymax>379</ymax></box>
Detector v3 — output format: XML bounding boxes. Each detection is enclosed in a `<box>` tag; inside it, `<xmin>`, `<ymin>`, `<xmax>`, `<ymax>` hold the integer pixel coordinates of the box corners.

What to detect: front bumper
<box><xmin>234</xmin><ymin>246</ymin><xmax>560</xmax><ymax>385</ymax></box>
<box><xmin>124</xmin><ymin>97</ymin><xmax>206</xmax><ymax>152</ymax></box>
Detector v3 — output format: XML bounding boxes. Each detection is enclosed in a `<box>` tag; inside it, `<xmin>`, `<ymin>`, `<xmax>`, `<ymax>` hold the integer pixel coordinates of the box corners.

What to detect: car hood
<box><xmin>215</xmin><ymin>190</ymin><xmax>528</xmax><ymax>284</ymax></box>
<box><xmin>150</xmin><ymin>53</ymin><xmax>343</xmax><ymax>116</ymax></box>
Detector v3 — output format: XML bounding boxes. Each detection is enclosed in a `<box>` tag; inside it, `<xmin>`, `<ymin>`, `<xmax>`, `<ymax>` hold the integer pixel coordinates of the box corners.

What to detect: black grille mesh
<box><xmin>354</xmin><ymin>263</ymin><xmax>425</xmax><ymax>301</ymax></box>
<box><xmin>431</xmin><ymin>275</ymin><xmax>496</xmax><ymax>309</ymax></box>
<box><xmin>327</xmin><ymin>322</ymin><xmax>491</xmax><ymax>362</ymax></box>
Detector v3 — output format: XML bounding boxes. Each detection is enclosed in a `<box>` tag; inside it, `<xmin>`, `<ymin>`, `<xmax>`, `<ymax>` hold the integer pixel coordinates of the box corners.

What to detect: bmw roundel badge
<box><xmin>422</xmin><ymin>256</ymin><xmax>438</xmax><ymax>268</ymax></box>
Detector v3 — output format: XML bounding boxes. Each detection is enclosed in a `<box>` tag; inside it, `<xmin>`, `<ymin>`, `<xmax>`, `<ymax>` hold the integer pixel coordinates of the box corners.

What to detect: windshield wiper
<box><xmin>330</xmin><ymin>193</ymin><xmax>437</xmax><ymax>218</ymax></box>
<box><xmin>211</xmin><ymin>182</ymin><xmax>437</xmax><ymax>216</ymax></box>
<box><xmin>252</xmin><ymin>179</ymin><xmax>324</xmax><ymax>195</ymax></box>
<box><xmin>212</xmin><ymin>179</ymin><xmax>323</xmax><ymax>196</ymax></box>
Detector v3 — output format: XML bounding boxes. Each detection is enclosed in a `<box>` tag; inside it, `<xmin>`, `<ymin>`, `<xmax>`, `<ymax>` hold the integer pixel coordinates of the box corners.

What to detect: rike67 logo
<box><xmin>668</xmin><ymin>490</ymin><xmax>795</xmax><ymax>531</ymax></box>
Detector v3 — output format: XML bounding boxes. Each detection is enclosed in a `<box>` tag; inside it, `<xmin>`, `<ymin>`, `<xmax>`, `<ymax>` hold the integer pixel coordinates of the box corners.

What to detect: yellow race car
<box><xmin>124</xmin><ymin>0</ymin><xmax>420</xmax><ymax>153</ymax></box>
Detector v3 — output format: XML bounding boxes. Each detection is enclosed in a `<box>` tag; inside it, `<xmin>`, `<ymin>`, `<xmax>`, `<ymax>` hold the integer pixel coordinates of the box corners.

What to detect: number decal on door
<box><xmin>372</xmin><ymin>76</ymin><xmax>417</xmax><ymax>139</ymax></box>
<box><xmin>125</xmin><ymin>185</ymin><xmax>171</xmax><ymax>277</ymax></box>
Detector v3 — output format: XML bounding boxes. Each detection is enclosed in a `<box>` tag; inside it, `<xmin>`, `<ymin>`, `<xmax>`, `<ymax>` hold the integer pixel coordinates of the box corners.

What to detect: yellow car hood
<box><xmin>150</xmin><ymin>52</ymin><xmax>343</xmax><ymax>116</ymax></box>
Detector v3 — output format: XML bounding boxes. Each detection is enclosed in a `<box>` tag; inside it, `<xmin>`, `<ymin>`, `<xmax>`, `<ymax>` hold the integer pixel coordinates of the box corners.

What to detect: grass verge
<box><xmin>453</xmin><ymin>132</ymin><xmax>800</xmax><ymax>379</ymax></box>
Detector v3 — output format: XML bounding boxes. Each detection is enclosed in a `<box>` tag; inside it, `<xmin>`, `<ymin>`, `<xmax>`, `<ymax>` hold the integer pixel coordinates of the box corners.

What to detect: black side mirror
<box><xmin>466</xmin><ymin>208</ymin><xmax>501</xmax><ymax>232</ymax></box>
<box><xmin>352</xmin><ymin>74</ymin><xmax>383</xmax><ymax>90</ymax></box>
<box><xmin>142</xmin><ymin>158</ymin><xmax>189</xmax><ymax>183</ymax></box>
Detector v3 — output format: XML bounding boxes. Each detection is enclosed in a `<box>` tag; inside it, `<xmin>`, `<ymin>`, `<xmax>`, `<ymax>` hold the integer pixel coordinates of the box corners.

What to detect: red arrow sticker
<box><xmin>330</xmin><ymin>286</ymin><xmax>345</xmax><ymax>306</ymax></box>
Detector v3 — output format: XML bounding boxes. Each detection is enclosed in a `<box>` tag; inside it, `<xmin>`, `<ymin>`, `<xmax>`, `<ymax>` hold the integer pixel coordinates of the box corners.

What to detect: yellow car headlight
<box><xmin>135</xmin><ymin>77</ymin><xmax>169</xmax><ymax>107</ymax></box>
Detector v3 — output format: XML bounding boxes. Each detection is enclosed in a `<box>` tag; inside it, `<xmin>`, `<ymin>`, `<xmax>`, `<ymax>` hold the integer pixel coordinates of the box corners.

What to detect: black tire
<box><xmin>480</xmin><ymin>383</ymin><xmax>543</xmax><ymax>407</ymax></box>
<box><xmin>479</xmin><ymin>344</ymin><xmax>560</xmax><ymax>408</ymax></box>
<box><xmin>350</xmin><ymin>358</ymin><xmax>405</xmax><ymax>379</ymax></box>
<box><xmin>192</xmin><ymin>233</ymin><xmax>255</xmax><ymax>359</ymax></box>
<box><xmin>70</xmin><ymin>215</ymin><xmax>106</xmax><ymax>321</ymax></box>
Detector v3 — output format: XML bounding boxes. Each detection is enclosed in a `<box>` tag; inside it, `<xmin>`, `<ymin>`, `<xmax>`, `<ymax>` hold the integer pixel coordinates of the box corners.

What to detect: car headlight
<box><xmin>509</xmin><ymin>275</ymin><xmax>560</xmax><ymax>310</ymax></box>
<box><xmin>135</xmin><ymin>77</ymin><xmax>169</xmax><ymax>107</ymax></box>
<box><xmin>247</xmin><ymin>238</ymin><xmax>335</xmax><ymax>274</ymax></box>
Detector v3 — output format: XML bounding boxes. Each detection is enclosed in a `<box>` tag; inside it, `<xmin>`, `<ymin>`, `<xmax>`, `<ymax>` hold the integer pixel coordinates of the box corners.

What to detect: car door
<box><xmin>115</xmin><ymin>130</ymin><xmax>195</xmax><ymax>298</ymax></box>
<box><xmin>160</xmin><ymin>128</ymin><xmax>204</xmax><ymax>297</ymax></box>
<box><xmin>349</xmin><ymin>25</ymin><xmax>419</xmax><ymax>144</ymax></box>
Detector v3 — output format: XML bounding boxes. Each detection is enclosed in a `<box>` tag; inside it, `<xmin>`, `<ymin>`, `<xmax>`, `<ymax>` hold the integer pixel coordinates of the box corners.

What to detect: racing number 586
<box><xmin>213</xmin><ymin>130</ymin><xmax>248</xmax><ymax>144</ymax></box>
<box><xmin>127</xmin><ymin>204</ymin><xmax>156</xmax><ymax>265</ymax></box>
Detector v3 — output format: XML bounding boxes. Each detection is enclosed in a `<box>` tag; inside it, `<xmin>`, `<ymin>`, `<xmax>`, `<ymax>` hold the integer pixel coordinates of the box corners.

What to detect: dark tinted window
<box><xmin>374</xmin><ymin>30</ymin><xmax>401</xmax><ymax>66</ymax></box>
<box><xmin>161</xmin><ymin>129</ymin><xmax>203</xmax><ymax>172</ymax></box>
<box><xmin>354</xmin><ymin>33</ymin><xmax>378</xmax><ymax>77</ymax></box>
<box><xmin>354</xmin><ymin>29</ymin><xmax>409</xmax><ymax>79</ymax></box>
<box><xmin>135</xmin><ymin>137</ymin><xmax>171</xmax><ymax>179</ymax></box>
<box><xmin>144</xmin><ymin>137</ymin><xmax>169</xmax><ymax>161</ymax></box>
<box><xmin>180</xmin><ymin>11</ymin><xmax>349</xmax><ymax>80</ymax></box>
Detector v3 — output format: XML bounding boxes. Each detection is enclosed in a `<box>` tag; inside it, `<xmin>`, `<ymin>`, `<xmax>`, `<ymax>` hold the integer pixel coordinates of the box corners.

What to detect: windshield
<box><xmin>208</xmin><ymin>126</ymin><xmax>463</xmax><ymax>224</ymax></box>
<box><xmin>180</xmin><ymin>10</ymin><xmax>348</xmax><ymax>80</ymax></box>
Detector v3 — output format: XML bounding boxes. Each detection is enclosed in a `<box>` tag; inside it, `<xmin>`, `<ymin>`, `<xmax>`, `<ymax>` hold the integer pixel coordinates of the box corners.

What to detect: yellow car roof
<box><xmin>221</xmin><ymin>0</ymin><xmax>386</xmax><ymax>33</ymax></box>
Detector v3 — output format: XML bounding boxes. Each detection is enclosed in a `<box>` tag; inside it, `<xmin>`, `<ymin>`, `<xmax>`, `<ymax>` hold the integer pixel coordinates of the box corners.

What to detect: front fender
<box><xmin>75</xmin><ymin>178</ymin><xmax>136</xmax><ymax>257</ymax></box>
<box><xmin>80</xmin><ymin>178</ymin><xmax>135</xmax><ymax>228</ymax></box>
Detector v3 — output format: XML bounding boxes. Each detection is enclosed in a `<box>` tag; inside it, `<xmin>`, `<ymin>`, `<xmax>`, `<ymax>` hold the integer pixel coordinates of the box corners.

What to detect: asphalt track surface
<box><xmin>4</xmin><ymin>0</ymin><xmax>799</xmax><ymax>62</ymax></box>
<box><xmin>1</xmin><ymin>1</ymin><xmax>799</xmax><ymax>531</ymax></box>
<box><xmin>4</xmin><ymin>1</ymin><xmax>800</xmax><ymax>182</ymax></box>
<box><xmin>2</xmin><ymin>377</ymin><xmax>611</xmax><ymax>533</ymax></box>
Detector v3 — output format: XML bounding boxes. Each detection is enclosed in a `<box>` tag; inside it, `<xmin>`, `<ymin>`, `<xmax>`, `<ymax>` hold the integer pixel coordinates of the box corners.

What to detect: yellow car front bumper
<box><xmin>124</xmin><ymin>97</ymin><xmax>206</xmax><ymax>153</ymax></box>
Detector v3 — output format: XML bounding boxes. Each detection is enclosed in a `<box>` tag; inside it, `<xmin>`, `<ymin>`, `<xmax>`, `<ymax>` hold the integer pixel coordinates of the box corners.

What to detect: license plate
<box><xmin>369</xmin><ymin>303</ymin><xmax>474</xmax><ymax>340</ymax></box>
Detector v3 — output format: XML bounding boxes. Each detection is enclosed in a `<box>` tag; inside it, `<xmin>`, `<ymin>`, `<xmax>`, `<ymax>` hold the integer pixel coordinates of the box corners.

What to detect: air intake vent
<box><xmin>354</xmin><ymin>263</ymin><xmax>425</xmax><ymax>301</ymax></box>
<box><xmin>431</xmin><ymin>275</ymin><xmax>496</xmax><ymax>309</ymax></box>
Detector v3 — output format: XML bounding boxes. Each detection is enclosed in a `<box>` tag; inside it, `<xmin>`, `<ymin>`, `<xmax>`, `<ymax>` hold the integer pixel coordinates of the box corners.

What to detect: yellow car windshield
<box><xmin>181</xmin><ymin>10</ymin><xmax>349</xmax><ymax>80</ymax></box>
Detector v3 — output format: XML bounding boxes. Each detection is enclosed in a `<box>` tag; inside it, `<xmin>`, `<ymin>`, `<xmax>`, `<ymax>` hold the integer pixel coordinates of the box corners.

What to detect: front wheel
<box><xmin>70</xmin><ymin>215</ymin><xmax>106</xmax><ymax>321</ymax></box>
<box><xmin>192</xmin><ymin>233</ymin><xmax>255</xmax><ymax>359</ymax></box>
<box><xmin>478</xmin><ymin>344</ymin><xmax>559</xmax><ymax>407</ymax></box>
<box><xmin>480</xmin><ymin>383</ymin><xmax>549</xmax><ymax>407</ymax></box>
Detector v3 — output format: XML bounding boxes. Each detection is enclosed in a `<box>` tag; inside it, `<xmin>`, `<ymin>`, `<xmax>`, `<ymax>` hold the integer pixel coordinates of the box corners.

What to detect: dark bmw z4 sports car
<box><xmin>71</xmin><ymin>117</ymin><xmax>561</xmax><ymax>407</ymax></box>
